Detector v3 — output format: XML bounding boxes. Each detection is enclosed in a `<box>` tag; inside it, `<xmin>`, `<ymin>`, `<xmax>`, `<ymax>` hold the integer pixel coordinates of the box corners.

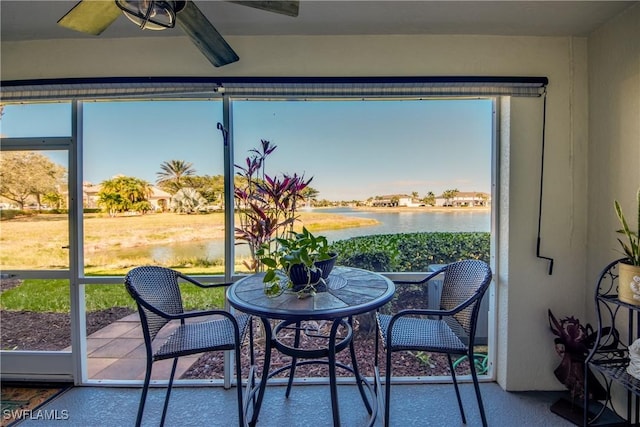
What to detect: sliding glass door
<box><xmin>79</xmin><ymin>99</ymin><xmax>226</xmax><ymax>382</ymax></box>
<box><xmin>0</xmin><ymin>103</ymin><xmax>75</xmax><ymax>381</ymax></box>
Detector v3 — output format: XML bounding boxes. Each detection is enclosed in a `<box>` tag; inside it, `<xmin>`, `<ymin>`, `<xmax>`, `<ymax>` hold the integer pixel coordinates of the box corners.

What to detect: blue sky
<box><xmin>1</xmin><ymin>98</ymin><xmax>492</xmax><ymax>200</ymax></box>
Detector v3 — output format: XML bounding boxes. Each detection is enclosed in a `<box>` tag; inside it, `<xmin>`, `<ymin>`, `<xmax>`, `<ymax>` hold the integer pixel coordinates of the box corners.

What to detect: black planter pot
<box><xmin>288</xmin><ymin>253</ymin><xmax>338</xmax><ymax>292</ymax></box>
<box><xmin>317</xmin><ymin>253</ymin><xmax>338</xmax><ymax>280</ymax></box>
<box><xmin>288</xmin><ymin>263</ymin><xmax>322</xmax><ymax>289</ymax></box>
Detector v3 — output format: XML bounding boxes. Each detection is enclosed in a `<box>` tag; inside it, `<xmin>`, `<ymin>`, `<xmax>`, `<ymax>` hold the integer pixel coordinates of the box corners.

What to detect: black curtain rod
<box><xmin>1</xmin><ymin>76</ymin><xmax>549</xmax><ymax>88</ymax></box>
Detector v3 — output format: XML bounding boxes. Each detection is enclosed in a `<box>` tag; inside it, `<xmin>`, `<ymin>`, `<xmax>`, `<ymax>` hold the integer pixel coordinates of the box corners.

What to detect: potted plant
<box><xmin>614</xmin><ymin>188</ymin><xmax>640</xmax><ymax>305</ymax></box>
<box><xmin>231</xmin><ymin>137</ymin><xmax>338</xmax><ymax>297</ymax></box>
<box><xmin>258</xmin><ymin>227</ymin><xmax>338</xmax><ymax>297</ymax></box>
<box><xmin>233</xmin><ymin>138</ymin><xmax>312</xmax><ymax>272</ymax></box>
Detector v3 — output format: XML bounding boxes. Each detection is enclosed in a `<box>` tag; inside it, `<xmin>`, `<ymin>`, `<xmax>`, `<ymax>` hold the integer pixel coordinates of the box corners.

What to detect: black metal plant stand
<box><xmin>581</xmin><ymin>259</ymin><xmax>639</xmax><ymax>426</ymax></box>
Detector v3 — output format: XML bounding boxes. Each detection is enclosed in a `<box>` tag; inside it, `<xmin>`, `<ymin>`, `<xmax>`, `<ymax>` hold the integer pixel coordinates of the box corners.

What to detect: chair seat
<box><xmin>125</xmin><ymin>265</ymin><xmax>251</xmax><ymax>427</ymax></box>
<box><xmin>154</xmin><ymin>313</ymin><xmax>250</xmax><ymax>361</ymax></box>
<box><xmin>377</xmin><ymin>313</ymin><xmax>467</xmax><ymax>353</ymax></box>
<box><xmin>376</xmin><ymin>260</ymin><xmax>492</xmax><ymax>427</ymax></box>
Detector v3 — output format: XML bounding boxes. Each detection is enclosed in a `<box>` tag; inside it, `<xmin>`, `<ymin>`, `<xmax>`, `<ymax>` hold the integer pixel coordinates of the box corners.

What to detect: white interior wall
<box><xmin>2</xmin><ymin>33</ymin><xmax>592</xmax><ymax>391</ymax></box>
<box><xmin>585</xmin><ymin>3</ymin><xmax>640</xmax><ymax>412</ymax></box>
<box><xmin>587</xmin><ymin>3</ymin><xmax>640</xmax><ymax>288</ymax></box>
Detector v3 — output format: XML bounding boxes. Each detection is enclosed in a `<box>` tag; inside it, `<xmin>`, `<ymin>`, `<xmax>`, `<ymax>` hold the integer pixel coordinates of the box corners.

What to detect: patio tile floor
<box><xmin>87</xmin><ymin>313</ymin><xmax>201</xmax><ymax>381</ymax></box>
<box><xmin>86</xmin><ymin>312</ymin><xmax>380</xmax><ymax>382</ymax></box>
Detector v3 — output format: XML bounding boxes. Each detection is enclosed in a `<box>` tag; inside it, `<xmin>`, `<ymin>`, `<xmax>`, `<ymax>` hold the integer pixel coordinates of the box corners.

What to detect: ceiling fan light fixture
<box><xmin>115</xmin><ymin>0</ymin><xmax>177</xmax><ymax>30</ymax></box>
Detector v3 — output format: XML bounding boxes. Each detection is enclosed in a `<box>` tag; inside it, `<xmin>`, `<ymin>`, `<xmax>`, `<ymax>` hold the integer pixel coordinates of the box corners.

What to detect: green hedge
<box><xmin>330</xmin><ymin>232</ymin><xmax>490</xmax><ymax>272</ymax></box>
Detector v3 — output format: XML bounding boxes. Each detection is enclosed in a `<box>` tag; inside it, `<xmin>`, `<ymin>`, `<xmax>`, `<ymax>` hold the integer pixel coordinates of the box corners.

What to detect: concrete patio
<box><xmin>75</xmin><ymin>315</ymin><xmax>583</xmax><ymax>426</ymax></box>
<box><xmin>19</xmin><ymin>382</ymin><xmax>575</xmax><ymax>426</ymax></box>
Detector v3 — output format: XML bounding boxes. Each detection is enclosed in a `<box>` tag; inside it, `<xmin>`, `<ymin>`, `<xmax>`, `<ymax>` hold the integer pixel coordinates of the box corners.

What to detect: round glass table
<box><xmin>227</xmin><ymin>266</ymin><xmax>395</xmax><ymax>427</ymax></box>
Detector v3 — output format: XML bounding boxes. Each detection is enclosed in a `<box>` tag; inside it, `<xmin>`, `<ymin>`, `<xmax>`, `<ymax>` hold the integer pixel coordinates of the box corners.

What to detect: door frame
<box><xmin>0</xmin><ymin>102</ymin><xmax>80</xmax><ymax>383</ymax></box>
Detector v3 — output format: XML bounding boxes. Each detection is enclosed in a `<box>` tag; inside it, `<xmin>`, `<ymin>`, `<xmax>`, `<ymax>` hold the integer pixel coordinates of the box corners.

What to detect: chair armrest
<box><xmin>392</xmin><ymin>266</ymin><xmax>446</xmax><ymax>286</ymax></box>
<box><xmin>173</xmin><ymin>308</ymin><xmax>239</xmax><ymax>321</ymax></box>
<box><xmin>390</xmin><ymin>289</ymin><xmax>482</xmax><ymax>320</ymax></box>
<box><xmin>134</xmin><ymin>296</ymin><xmax>236</xmax><ymax>322</ymax></box>
<box><xmin>392</xmin><ymin>308</ymin><xmax>447</xmax><ymax>318</ymax></box>
<box><xmin>177</xmin><ymin>272</ymin><xmax>233</xmax><ymax>289</ymax></box>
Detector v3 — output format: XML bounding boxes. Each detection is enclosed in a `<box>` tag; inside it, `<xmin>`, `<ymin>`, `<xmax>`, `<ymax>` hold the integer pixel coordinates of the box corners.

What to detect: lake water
<box><xmin>128</xmin><ymin>208</ymin><xmax>490</xmax><ymax>263</ymax></box>
<box><xmin>318</xmin><ymin>207</ymin><xmax>490</xmax><ymax>241</ymax></box>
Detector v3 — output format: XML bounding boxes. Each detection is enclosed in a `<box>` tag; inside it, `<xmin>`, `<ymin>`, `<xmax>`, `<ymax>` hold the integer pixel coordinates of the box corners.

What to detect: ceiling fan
<box><xmin>57</xmin><ymin>1</ymin><xmax>300</xmax><ymax>67</ymax></box>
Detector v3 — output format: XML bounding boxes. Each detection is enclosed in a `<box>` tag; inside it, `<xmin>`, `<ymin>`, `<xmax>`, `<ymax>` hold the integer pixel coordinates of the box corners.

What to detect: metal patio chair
<box><xmin>375</xmin><ymin>259</ymin><xmax>492</xmax><ymax>427</ymax></box>
<box><xmin>125</xmin><ymin>266</ymin><xmax>251</xmax><ymax>427</ymax></box>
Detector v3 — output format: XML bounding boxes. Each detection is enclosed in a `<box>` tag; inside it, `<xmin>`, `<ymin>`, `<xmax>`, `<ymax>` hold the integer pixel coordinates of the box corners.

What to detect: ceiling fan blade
<box><xmin>176</xmin><ymin>1</ymin><xmax>239</xmax><ymax>67</ymax></box>
<box><xmin>57</xmin><ymin>0</ymin><xmax>121</xmax><ymax>35</ymax></box>
<box><xmin>229</xmin><ymin>1</ymin><xmax>299</xmax><ymax>17</ymax></box>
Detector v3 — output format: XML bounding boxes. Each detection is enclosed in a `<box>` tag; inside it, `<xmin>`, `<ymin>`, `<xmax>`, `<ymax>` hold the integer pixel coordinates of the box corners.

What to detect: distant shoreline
<box><xmin>314</xmin><ymin>206</ymin><xmax>490</xmax><ymax>213</ymax></box>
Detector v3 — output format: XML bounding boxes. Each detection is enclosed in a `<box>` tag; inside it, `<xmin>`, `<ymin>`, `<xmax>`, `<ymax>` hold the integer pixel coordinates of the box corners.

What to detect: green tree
<box><xmin>302</xmin><ymin>186</ymin><xmax>320</xmax><ymax>206</ymax></box>
<box><xmin>98</xmin><ymin>192</ymin><xmax>124</xmax><ymax>217</ymax></box>
<box><xmin>188</xmin><ymin>174</ymin><xmax>225</xmax><ymax>205</ymax></box>
<box><xmin>98</xmin><ymin>175</ymin><xmax>152</xmax><ymax>216</ymax></box>
<box><xmin>132</xmin><ymin>200</ymin><xmax>153</xmax><ymax>214</ymax></box>
<box><xmin>0</xmin><ymin>151</ymin><xmax>66</xmax><ymax>209</ymax></box>
<box><xmin>156</xmin><ymin>160</ymin><xmax>196</xmax><ymax>194</ymax></box>
<box><xmin>30</xmin><ymin>156</ymin><xmax>67</xmax><ymax>209</ymax></box>
<box><xmin>42</xmin><ymin>191</ymin><xmax>64</xmax><ymax>209</ymax></box>
<box><xmin>423</xmin><ymin>191</ymin><xmax>436</xmax><ymax>206</ymax></box>
<box><xmin>442</xmin><ymin>188</ymin><xmax>459</xmax><ymax>206</ymax></box>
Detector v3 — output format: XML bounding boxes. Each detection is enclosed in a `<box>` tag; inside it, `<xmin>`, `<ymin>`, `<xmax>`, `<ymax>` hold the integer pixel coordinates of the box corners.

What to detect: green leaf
<box><xmin>261</xmin><ymin>258</ymin><xmax>277</xmax><ymax>268</ymax></box>
<box><xmin>263</xmin><ymin>269</ymin><xmax>276</xmax><ymax>282</ymax></box>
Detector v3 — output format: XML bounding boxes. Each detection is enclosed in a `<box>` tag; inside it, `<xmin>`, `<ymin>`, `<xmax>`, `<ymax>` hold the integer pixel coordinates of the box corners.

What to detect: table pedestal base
<box><xmin>245</xmin><ymin>317</ymin><xmax>377</xmax><ymax>427</ymax></box>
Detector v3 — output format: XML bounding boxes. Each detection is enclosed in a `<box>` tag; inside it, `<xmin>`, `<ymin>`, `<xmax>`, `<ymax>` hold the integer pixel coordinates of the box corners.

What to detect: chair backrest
<box><xmin>124</xmin><ymin>266</ymin><xmax>185</xmax><ymax>343</ymax></box>
<box><xmin>440</xmin><ymin>260</ymin><xmax>492</xmax><ymax>337</ymax></box>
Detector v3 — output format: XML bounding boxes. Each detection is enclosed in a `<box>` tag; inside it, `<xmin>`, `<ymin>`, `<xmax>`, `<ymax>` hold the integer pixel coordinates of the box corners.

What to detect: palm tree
<box><xmin>302</xmin><ymin>186</ymin><xmax>320</xmax><ymax>207</ymax></box>
<box><xmin>98</xmin><ymin>192</ymin><xmax>125</xmax><ymax>217</ymax></box>
<box><xmin>423</xmin><ymin>191</ymin><xmax>436</xmax><ymax>206</ymax></box>
<box><xmin>442</xmin><ymin>188</ymin><xmax>459</xmax><ymax>206</ymax></box>
<box><xmin>42</xmin><ymin>191</ymin><xmax>64</xmax><ymax>209</ymax></box>
<box><xmin>156</xmin><ymin>160</ymin><xmax>196</xmax><ymax>193</ymax></box>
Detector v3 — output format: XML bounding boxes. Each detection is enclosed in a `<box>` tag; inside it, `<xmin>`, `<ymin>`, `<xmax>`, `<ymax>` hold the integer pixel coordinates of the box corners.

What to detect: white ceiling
<box><xmin>1</xmin><ymin>1</ymin><xmax>637</xmax><ymax>42</ymax></box>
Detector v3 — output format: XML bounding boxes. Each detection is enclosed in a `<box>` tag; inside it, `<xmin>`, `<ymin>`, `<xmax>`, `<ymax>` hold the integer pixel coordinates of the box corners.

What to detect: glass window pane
<box><xmin>0</xmin><ymin>103</ymin><xmax>72</xmax><ymax>137</ymax></box>
<box><xmin>0</xmin><ymin>150</ymin><xmax>69</xmax><ymax>270</ymax></box>
<box><xmin>84</xmin><ymin>283</ymin><xmax>137</xmax><ymax>380</ymax></box>
<box><xmin>82</xmin><ymin>100</ymin><xmax>225</xmax><ymax>276</ymax></box>
<box><xmin>231</xmin><ymin>98</ymin><xmax>493</xmax><ymax>379</ymax></box>
<box><xmin>85</xmin><ymin>281</ymin><xmax>227</xmax><ymax>381</ymax></box>
<box><xmin>232</xmin><ymin>99</ymin><xmax>492</xmax><ymax>273</ymax></box>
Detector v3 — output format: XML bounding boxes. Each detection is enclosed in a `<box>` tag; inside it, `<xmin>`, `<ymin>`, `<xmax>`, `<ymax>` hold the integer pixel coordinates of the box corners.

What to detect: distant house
<box><xmin>82</xmin><ymin>183</ymin><xmax>101</xmax><ymax>209</ymax></box>
<box><xmin>435</xmin><ymin>191</ymin><xmax>491</xmax><ymax>207</ymax></box>
<box><xmin>82</xmin><ymin>182</ymin><xmax>172</xmax><ymax>212</ymax></box>
<box><xmin>369</xmin><ymin>194</ymin><xmax>422</xmax><ymax>207</ymax></box>
<box><xmin>148</xmin><ymin>187</ymin><xmax>172</xmax><ymax>211</ymax></box>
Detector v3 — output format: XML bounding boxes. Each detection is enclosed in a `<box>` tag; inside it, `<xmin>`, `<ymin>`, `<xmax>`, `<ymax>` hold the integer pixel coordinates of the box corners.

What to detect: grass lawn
<box><xmin>0</xmin><ymin>278</ymin><xmax>226</xmax><ymax>312</ymax></box>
